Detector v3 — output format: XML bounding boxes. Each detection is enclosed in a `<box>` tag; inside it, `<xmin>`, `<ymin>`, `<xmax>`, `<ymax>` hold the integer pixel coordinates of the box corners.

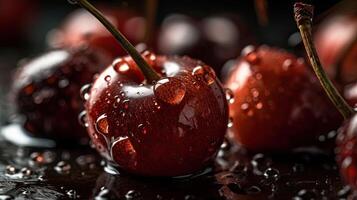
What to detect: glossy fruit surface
<box><xmin>84</xmin><ymin>52</ymin><xmax>228</xmax><ymax>176</ymax></box>
<box><xmin>336</xmin><ymin>114</ymin><xmax>357</xmax><ymax>189</ymax></box>
<box><xmin>48</xmin><ymin>7</ymin><xmax>146</xmax><ymax>60</ymax></box>
<box><xmin>225</xmin><ymin>45</ymin><xmax>342</xmax><ymax>151</ymax></box>
<box><xmin>157</xmin><ymin>14</ymin><xmax>254</xmax><ymax>75</ymax></box>
<box><xmin>315</xmin><ymin>14</ymin><xmax>357</xmax><ymax>84</ymax></box>
<box><xmin>10</xmin><ymin>47</ymin><xmax>110</xmax><ymax>140</ymax></box>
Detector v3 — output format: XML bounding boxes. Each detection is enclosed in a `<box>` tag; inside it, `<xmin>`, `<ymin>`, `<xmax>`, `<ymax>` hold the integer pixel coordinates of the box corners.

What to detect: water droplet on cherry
<box><xmin>80</xmin><ymin>84</ymin><xmax>91</xmax><ymax>101</ymax></box>
<box><xmin>154</xmin><ymin>78</ymin><xmax>186</xmax><ymax>105</ymax></box>
<box><xmin>78</xmin><ymin>110</ymin><xmax>89</xmax><ymax>127</ymax></box>
<box><xmin>95</xmin><ymin>114</ymin><xmax>109</xmax><ymax>135</ymax></box>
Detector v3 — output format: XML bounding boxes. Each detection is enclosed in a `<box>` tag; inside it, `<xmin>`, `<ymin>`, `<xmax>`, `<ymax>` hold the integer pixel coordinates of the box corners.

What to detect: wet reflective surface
<box><xmin>0</xmin><ymin>131</ymin><xmax>351</xmax><ymax>199</ymax></box>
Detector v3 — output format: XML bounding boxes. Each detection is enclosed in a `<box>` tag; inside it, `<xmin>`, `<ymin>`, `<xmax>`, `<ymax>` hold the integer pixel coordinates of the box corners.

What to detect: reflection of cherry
<box><xmin>315</xmin><ymin>13</ymin><xmax>357</xmax><ymax>84</ymax></box>
<box><xmin>225</xmin><ymin>45</ymin><xmax>342</xmax><ymax>151</ymax></box>
<box><xmin>48</xmin><ymin>6</ymin><xmax>146</xmax><ymax>60</ymax></box>
<box><xmin>10</xmin><ymin>47</ymin><xmax>110</xmax><ymax>140</ymax></box>
<box><xmin>157</xmin><ymin>14</ymin><xmax>254</xmax><ymax>75</ymax></box>
<box><xmin>73</xmin><ymin>0</ymin><xmax>228</xmax><ymax>176</ymax></box>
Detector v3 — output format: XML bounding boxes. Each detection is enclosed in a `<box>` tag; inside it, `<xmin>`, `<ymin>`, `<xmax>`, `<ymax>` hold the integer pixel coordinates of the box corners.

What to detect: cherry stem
<box><xmin>73</xmin><ymin>0</ymin><xmax>160</xmax><ymax>83</ymax></box>
<box><xmin>333</xmin><ymin>31</ymin><xmax>357</xmax><ymax>82</ymax></box>
<box><xmin>294</xmin><ymin>2</ymin><xmax>355</xmax><ymax>119</ymax></box>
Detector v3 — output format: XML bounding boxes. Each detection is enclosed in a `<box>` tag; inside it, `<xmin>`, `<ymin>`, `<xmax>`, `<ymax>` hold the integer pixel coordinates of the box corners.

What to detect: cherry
<box><xmin>72</xmin><ymin>0</ymin><xmax>228</xmax><ymax>176</ymax></box>
<box><xmin>0</xmin><ymin>0</ymin><xmax>38</xmax><ymax>45</ymax></box>
<box><xmin>157</xmin><ymin>13</ymin><xmax>254</xmax><ymax>75</ymax></box>
<box><xmin>294</xmin><ymin>3</ymin><xmax>357</xmax><ymax>189</ymax></box>
<box><xmin>315</xmin><ymin>13</ymin><xmax>357</xmax><ymax>84</ymax></box>
<box><xmin>48</xmin><ymin>5</ymin><xmax>146</xmax><ymax>60</ymax></box>
<box><xmin>10</xmin><ymin>47</ymin><xmax>110</xmax><ymax>140</ymax></box>
<box><xmin>224</xmin><ymin>45</ymin><xmax>342</xmax><ymax>151</ymax></box>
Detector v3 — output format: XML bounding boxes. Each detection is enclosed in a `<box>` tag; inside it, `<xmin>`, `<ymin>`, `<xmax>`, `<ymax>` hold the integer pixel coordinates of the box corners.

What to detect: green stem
<box><xmin>294</xmin><ymin>2</ymin><xmax>355</xmax><ymax>119</ymax></box>
<box><xmin>74</xmin><ymin>0</ymin><xmax>160</xmax><ymax>83</ymax></box>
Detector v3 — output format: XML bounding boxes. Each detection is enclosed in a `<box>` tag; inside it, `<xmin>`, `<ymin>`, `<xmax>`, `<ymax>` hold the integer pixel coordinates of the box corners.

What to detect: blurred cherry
<box><xmin>10</xmin><ymin>47</ymin><xmax>110</xmax><ymax>141</ymax></box>
<box><xmin>73</xmin><ymin>0</ymin><xmax>228</xmax><ymax>176</ymax></box>
<box><xmin>157</xmin><ymin>14</ymin><xmax>254</xmax><ymax>75</ymax></box>
<box><xmin>315</xmin><ymin>13</ymin><xmax>357</xmax><ymax>84</ymax></box>
<box><xmin>225</xmin><ymin>45</ymin><xmax>342</xmax><ymax>151</ymax></box>
<box><xmin>48</xmin><ymin>5</ymin><xmax>147</xmax><ymax>60</ymax></box>
<box><xmin>0</xmin><ymin>0</ymin><xmax>38</xmax><ymax>46</ymax></box>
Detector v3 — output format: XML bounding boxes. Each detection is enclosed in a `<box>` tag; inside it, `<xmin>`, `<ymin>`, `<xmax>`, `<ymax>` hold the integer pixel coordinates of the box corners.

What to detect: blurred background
<box><xmin>0</xmin><ymin>0</ymin><xmax>351</xmax><ymax>124</ymax></box>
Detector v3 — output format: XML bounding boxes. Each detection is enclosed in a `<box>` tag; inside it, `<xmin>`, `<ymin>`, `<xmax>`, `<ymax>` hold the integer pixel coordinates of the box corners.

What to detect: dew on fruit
<box><xmin>282</xmin><ymin>59</ymin><xmax>293</xmax><ymax>70</ymax></box>
<box><xmin>110</xmin><ymin>136</ymin><xmax>137</xmax><ymax>168</ymax></box>
<box><xmin>78</xmin><ymin>110</ymin><xmax>89</xmax><ymax>127</ymax></box>
<box><xmin>246</xmin><ymin>186</ymin><xmax>261</xmax><ymax>194</ymax></box>
<box><xmin>122</xmin><ymin>99</ymin><xmax>130</xmax><ymax>110</ymax></box>
<box><xmin>137</xmin><ymin>124</ymin><xmax>147</xmax><ymax>135</ymax></box>
<box><xmin>245</xmin><ymin>51</ymin><xmax>260</xmax><ymax>65</ymax></box>
<box><xmin>104</xmin><ymin>75</ymin><xmax>111</xmax><ymax>84</ymax></box>
<box><xmin>154</xmin><ymin>78</ymin><xmax>186</xmax><ymax>105</ymax></box>
<box><xmin>192</xmin><ymin>65</ymin><xmax>216</xmax><ymax>85</ymax></box>
<box><xmin>29</xmin><ymin>151</ymin><xmax>55</xmax><ymax>166</ymax></box>
<box><xmin>54</xmin><ymin>161</ymin><xmax>71</xmax><ymax>174</ymax></box>
<box><xmin>95</xmin><ymin>114</ymin><xmax>109</xmax><ymax>135</ymax></box>
<box><xmin>113</xmin><ymin>95</ymin><xmax>121</xmax><ymax>108</ymax></box>
<box><xmin>142</xmin><ymin>51</ymin><xmax>157</xmax><ymax>66</ymax></box>
<box><xmin>227</xmin><ymin>117</ymin><xmax>233</xmax><ymax>128</ymax></box>
<box><xmin>113</xmin><ymin>58</ymin><xmax>130</xmax><ymax>74</ymax></box>
<box><xmin>225</xmin><ymin>88</ymin><xmax>234</xmax><ymax>104</ymax></box>
<box><xmin>255</xmin><ymin>102</ymin><xmax>263</xmax><ymax>109</ymax></box>
<box><xmin>80</xmin><ymin>84</ymin><xmax>91</xmax><ymax>101</ymax></box>
<box><xmin>241</xmin><ymin>103</ymin><xmax>249</xmax><ymax>110</ymax></box>
<box><xmin>58</xmin><ymin>79</ymin><xmax>69</xmax><ymax>88</ymax></box>
<box><xmin>251</xmin><ymin>153</ymin><xmax>271</xmax><ymax>175</ymax></box>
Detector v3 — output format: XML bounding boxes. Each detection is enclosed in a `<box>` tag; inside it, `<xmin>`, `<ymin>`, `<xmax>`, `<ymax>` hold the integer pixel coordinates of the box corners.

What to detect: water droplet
<box><xmin>104</xmin><ymin>75</ymin><xmax>111</xmax><ymax>83</ymax></box>
<box><xmin>113</xmin><ymin>95</ymin><xmax>121</xmax><ymax>108</ymax></box>
<box><xmin>142</xmin><ymin>51</ymin><xmax>157</xmax><ymax>66</ymax></box>
<box><xmin>54</xmin><ymin>161</ymin><xmax>71</xmax><ymax>174</ymax></box>
<box><xmin>225</xmin><ymin>89</ymin><xmax>234</xmax><ymax>104</ymax></box>
<box><xmin>251</xmin><ymin>153</ymin><xmax>271</xmax><ymax>175</ymax></box>
<box><xmin>23</xmin><ymin>84</ymin><xmax>35</xmax><ymax>95</ymax></box>
<box><xmin>111</xmin><ymin>136</ymin><xmax>137</xmax><ymax>168</ymax></box>
<box><xmin>58</xmin><ymin>79</ymin><xmax>69</xmax><ymax>88</ymax></box>
<box><xmin>154</xmin><ymin>78</ymin><xmax>186</xmax><ymax>105</ymax></box>
<box><xmin>282</xmin><ymin>59</ymin><xmax>293</xmax><ymax>70</ymax></box>
<box><xmin>113</xmin><ymin>58</ymin><xmax>130</xmax><ymax>74</ymax></box>
<box><xmin>241</xmin><ymin>103</ymin><xmax>249</xmax><ymax>110</ymax></box>
<box><xmin>251</xmin><ymin>88</ymin><xmax>259</xmax><ymax>98</ymax></box>
<box><xmin>80</xmin><ymin>84</ymin><xmax>91</xmax><ymax>101</ymax></box>
<box><xmin>95</xmin><ymin>114</ymin><xmax>109</xmax><ymax>135</ymax></box>
<box><xmin>95</xmin><ymin>187</ymin><xmax>111</xmax><ymax>200</ymax></box>
<box><xmin>66</xmin><ymin>189</ymin><xmax>78</xmax><ymax>199</ymax></box>
<box><xmin>245</xmin><ymin>52</ymin><xmax>260</xmax><ymax>65</ymax></box>
<box><xmin>138</xmin><ymin>124</ymin><xmax>147</xmax><ymax>135</ymax></box>
<box><xmin>20</xmin><ymin>167</ymin><xmax>32</xmax><ymax>178</ymax></box>
<box><xmin>255</xmin><ymin>102</ymin><xmax>263</xmax><ymax>109</ymax></box>
<box><xmin>125</xmin><ymin>190</ymin><xmax>141</xmax><ymax>200</ymax></box>
<box><xmin>78</xmin><ymin>110</ymin><xmax>89</xmax><ymax>127</ymax></box>
<box><xmin>5</xmin><ymin>165</ymin><xmax>17</xmax><ymax>175</ymax></box>
<box><xmin>122</xmin><ymin>99</ymin><xmax>130</xmax><ymax>110</ymax></box>
<box><xmin>29</xmin><ymin>151</ymin><xmax>55</xmax><ymax>166</ymax></box>
<box><xmin>337</xmin><ymin>185</ymin><xmax>351</xmax><ymax>198</ymax></box>
<box><xmin>264</xmin><ymin>168</ymin><xmax>280</xmax><ymax>182</ymax></box>
<box><xmin>192</xmin><ymin>66</ymin><xmax>216</xmax><ymax>85</ymax></box>
<box><xmin>227</xmin><ymin>118</ymin><xmax>233</xmax><ymax>128</ymax></box>
<box><xmin>67</xmin><ymin>0</ymin><xmax>78</xmax><ymax>4</ymax></box>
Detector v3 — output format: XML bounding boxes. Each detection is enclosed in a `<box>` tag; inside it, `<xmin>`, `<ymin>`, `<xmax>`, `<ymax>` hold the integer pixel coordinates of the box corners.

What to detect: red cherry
<box><xmin>336</xmin><ymin>115</ymin><xmax>357</xmax><ymax>189</ymax></box>
<box><xmin>48</xmin><ymin>6</ymin><xmax>146</xmax><ymax>60</ymax></box>
<box><xmin>85</xmin><ymin>52</ymin><xmax>228</xmax><ymax>176</ymax></box>
<box><xmin>157</xmin><ymin>14</ymin><xmax>254</xmax><ymax>75</ymax></box>
<box><xmin>224</xmin><ymin>45</ymin><xmax>342</xmax><ymax>151</ymax></box>
<box><xmin>10</xmin><ymin>47</ymin><xmax>110</xmax><ymax>140</ymax></box>
<box><xmin>315</xmin><ymin>13</ymin><xmax>357</xmax><ymax>84</ymax></box>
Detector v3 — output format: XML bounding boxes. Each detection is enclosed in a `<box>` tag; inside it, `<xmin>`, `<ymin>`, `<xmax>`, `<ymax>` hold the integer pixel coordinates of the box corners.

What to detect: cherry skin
<box><xmin>84</xmin><ymin>51</ymin><xmax>228</xmax><ymax>177</ymax></box>
<box><xmin>315</xmin><ymin>13</ymin><xmax>357</xmax><ymax>84</ymax></box>
<box><xmin>224</xmin><ymin>45</ymin><xmax>342</xmax><ymax>151</ymax></box>
<box><xmin>10</xmin><ymin>47</ymin><xmax>110</xmax><ymax>140</ymax></box>
<box><xmin>157</xmin><ymin>14</ymin><xmax>254</xmax><ymax>75</ymax></box>
<box><xmin>48</xmin><ymin>6</ymin><xmax>146</xmax><ymax>60</ymax></box>
<box><xmin>336</xmin><ymin>114</ymin><xmax>357</xmax><ymax>189</ymax></box>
